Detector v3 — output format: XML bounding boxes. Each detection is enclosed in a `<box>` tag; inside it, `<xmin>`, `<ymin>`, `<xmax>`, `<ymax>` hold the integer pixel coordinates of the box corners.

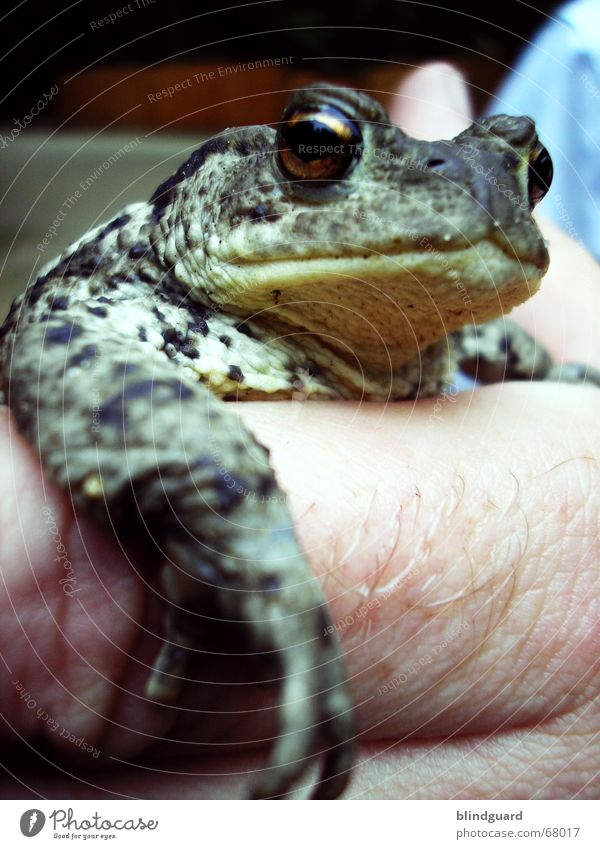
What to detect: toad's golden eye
<box><xmin>277</xmin><ymin>106</ymin><xmax>362</xmax><ymax>181</ymax></box>
<box><xmin>528</xmin><ymin>143</ymin><xmax>553</xmax><ymax>207</ymax></box>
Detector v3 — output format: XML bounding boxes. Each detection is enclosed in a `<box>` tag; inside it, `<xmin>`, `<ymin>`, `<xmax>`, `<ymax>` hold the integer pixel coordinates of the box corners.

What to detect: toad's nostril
<box><xmin>426</xmin><ymin>158</ymin><xmax>446</xmax><ymax>170</ymax></box>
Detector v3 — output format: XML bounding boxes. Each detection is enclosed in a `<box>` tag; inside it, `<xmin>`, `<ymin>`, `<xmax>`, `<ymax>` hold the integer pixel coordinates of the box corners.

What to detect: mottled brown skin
<box><xmin>1</xmin><ymin>83</ymin><xmax>599</xmax><ymax>799</ymax></box>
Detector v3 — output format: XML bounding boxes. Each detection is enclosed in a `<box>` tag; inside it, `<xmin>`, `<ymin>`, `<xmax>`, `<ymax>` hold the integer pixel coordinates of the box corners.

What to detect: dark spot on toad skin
<box><xmin>32</xmin><ymin>272</ymin><xmax>50</xmax><ymax>290</ymax></box>
<box><xmin>96</xmin><ymin>402</ymin><xmax>125</xmax><ymax>429</ymax></box>
<box><xmin>219</xmin><ymin>334</ymin><xmax>231</xmax><ymax>348</ymax></box>
<box><xmin>161</xmin><ymin>326</ymin><xmax>203</xmax><ymax>360</ymax></box>
<box><xmin>506</xmin><ymin>350</ymin><xmax>519</xmax><ymax>369</ymax></box>
<box><xmin>98</xmin><ymin>296</ymin><xmax>113</xmax><ymax>304</ymax></box>
<box><xmin>113</xmin><ymin>362</ymin><xmax>140</xmax><ymax>377</ymax></box>
<box><xmin>153</xmin><ymin>273</ymin><xmax>189</xmax><ymax>305</ymax></box>
<box><xmin>149</xmin><ymin>136</ymin><xmax>230</xmax><ymax>220</ymax></box>
<box><xmin>121</xmin><ymin>379</ymin><xmax>194</xmax><ymax>402</ymax></box>
<box><xmin>138</xmin><ymin>267</ymin><xmax>159</xmax><ymax>285</ymax></box>
<box><xmin>188</xmin><ymin>319</ymin><xmax>209</xmax><ymax>337</ymax></box>
<box><xmin>97</xmin><ymin>213</ymin><xmax>130</xmax><ymax>241</ymax></box>
<box><xmin>26</xmin><ymin>271</ymin><xmax>54</xmax><ymax>307</ymax></box>
<box><xmin>190</xmin><ymin>456</ymin><xmax>214</xmax><ymax>471</ymax></box>
<box><xmin>128</xmin><ymin>243</ymin><xmax>149</xmax><ymax>260</ymax></box>
<box><xmin>162</xmin><ymin>327</ymin><xmax>180</xmax><ymax>346</ymax></box>
<box><xmin>260</xmin><ymin>575</ymin><xmax>281</xmax><ymax>594</ymax></box>
<box><xmin>172</xmin><ymin>378</ymin><xmax>196</xmax><ymax>400</ymax></box>
<box><xmin>88</xmin><ymin>306</ymin><xmax>108</xmax><ymax>318</ymax></box>
<box><xmin>45</xmin><ymin>323</ymin><xmax>83</xmax><ymax>345</ymax></box>
<box><xmin>68</xmin><ymin>345</ymin><xmax>97</xmax><ymax>368</ymax></box>
<box><xmin>180</xmin><ymin>343</ymin><xmax>199</xmax><ymax>359</ymax></box>
<box><xmin>0</xmin><ymin>297</ymin><xmax>22</xmax><ymax>337</ymax></box>
<box><xmin>249</xmin><ymin>203</ymin><xmax>282</xmax><ymax>224</ymax></box>
<box><xmin>186</xmin><ymin>300</ymin><xmax>211</xmax><ymax>320</ymax></box>
<box><xmin>249</xmin><ymin>203</ymin><xmax>268</xmax><ymax>222</ymax></box>
<box><xmin>257</xmin><ymin>475</ymin><xmax>273</xmax><ymax>497</ymax></box>
<box><xmin>215</xmin><ymin>472</ymin><xmax>246</xmax><ymax>512</ymax></box>
<box><xmin>272</xmin><ymin>289</ymin><xmax>281</xmax><ymax>304</ymax></box>
<box><xmin>48</xmin><ymin>296</ymin><xmax>70</xmax><ymax>311</ymax></box>
<box><xmin>234</xmin><ymin>322</ymin><xmax>258</xmax><ymax>340</ymax></box>
<box><xmin>228</xmin><ymin>365</ymin><xmax>244</xmax><ymax>383</ymax></box>
<box><xmin>57</xmin><ymin>242</ymin><xmax>104</xmax><ymax>279</ymax></box>
<box><xmin>138</xmin><ymin>327</ymin><xmax>148</xmax><ymax>342</ymax></box>
<box><xmin>499</xmin><ymin>335</ymin><xmax>509</xmax><ymax>354</ymax></box>
<box><xmin>26</xmin><ymin>290</ymin><xmax>42</xmax><ymax>307</ymax></box>
<box><xmin>153</xmin><ymin>306</ymin><xmax>166</xmax><ymax>322</ymax></box>
<box><xmin>100</xmin><ymin>378</ymin><xmax>194</xmax><ymax>426</ymax></box>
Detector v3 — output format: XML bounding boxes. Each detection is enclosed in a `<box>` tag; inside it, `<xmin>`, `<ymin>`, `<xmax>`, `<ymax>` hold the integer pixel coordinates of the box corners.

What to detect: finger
<box><xmin>389</xmin><ymin>62</ymin><xmax>473</xmax><ymax>138</ymax></box>
<box><xmin>343</xmin><ymin>729</ymin><xmax>600</xmax><ymax>799</ymax></box>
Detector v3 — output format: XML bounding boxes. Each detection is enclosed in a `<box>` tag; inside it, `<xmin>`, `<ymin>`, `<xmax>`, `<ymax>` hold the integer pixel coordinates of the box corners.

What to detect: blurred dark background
<box><xmin>1</xmin><ymin>0</ymin><xmax>561</xmax><ymax>129</ymax></box>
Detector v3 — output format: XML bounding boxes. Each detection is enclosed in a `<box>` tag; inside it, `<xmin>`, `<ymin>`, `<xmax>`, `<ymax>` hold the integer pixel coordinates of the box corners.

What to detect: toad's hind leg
<box><xmin>454</xmin><ymin>318</ymin><xmax>600</xmax><ymax>386</ymax></box>
<box><xmin>4</xmin><ymin>313</ymin><xmax>354</xmax><ymax>799</ymax></box>
<box><xmin>151</xmin><ymin>516</ymin><xmax>355</xmax><ymax>800</ymax></box>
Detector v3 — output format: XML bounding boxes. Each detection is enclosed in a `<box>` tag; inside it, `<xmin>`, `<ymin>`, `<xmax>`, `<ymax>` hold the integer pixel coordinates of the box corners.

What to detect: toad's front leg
<box><xmin>4</xmin><ymin>315</ymin><xmax>353</xmax><ymax>799</ymax></box>
<box><xmin>454</xmin><ymin>318</ymin><xmax>600</xmax><ymax>386</ymax></box>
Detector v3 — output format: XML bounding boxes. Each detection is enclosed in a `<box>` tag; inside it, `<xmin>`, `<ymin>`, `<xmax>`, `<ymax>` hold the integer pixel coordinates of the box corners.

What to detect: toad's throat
<box><xmin>197</xmin><ymin>240</ymin><xmax>544</xmax><ymax>369</ymax></box>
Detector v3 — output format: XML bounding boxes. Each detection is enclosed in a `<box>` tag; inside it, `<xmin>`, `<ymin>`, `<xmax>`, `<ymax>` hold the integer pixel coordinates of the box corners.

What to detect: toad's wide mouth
<box><xmin>196</xmin><ymin>239</ymin><xmax>546</xmax><ymax>368</ymax></box>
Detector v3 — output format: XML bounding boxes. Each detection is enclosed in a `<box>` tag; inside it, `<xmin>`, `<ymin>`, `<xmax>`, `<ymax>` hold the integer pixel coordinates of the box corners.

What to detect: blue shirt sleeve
<box><xmin>486</xmin><ymin>0</ymin><xmax>600</xmax><ymax>260</ymax></box>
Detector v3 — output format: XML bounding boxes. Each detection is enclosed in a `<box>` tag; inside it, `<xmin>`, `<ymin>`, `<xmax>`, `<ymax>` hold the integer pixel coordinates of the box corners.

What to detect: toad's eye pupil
<box><xmin>528</xmin><ymin>144</ymin><xmax>553</xmax><ymax>207</ymax></box>
<box><xmin>287</xmin><ymin>119</ymin><xmax>341</xmax><ymax>162</ymax></box>
<box><xmin>277</xmin><ymin>106</ymin><xmax>362</xmax><ymax>182</ymax></box>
